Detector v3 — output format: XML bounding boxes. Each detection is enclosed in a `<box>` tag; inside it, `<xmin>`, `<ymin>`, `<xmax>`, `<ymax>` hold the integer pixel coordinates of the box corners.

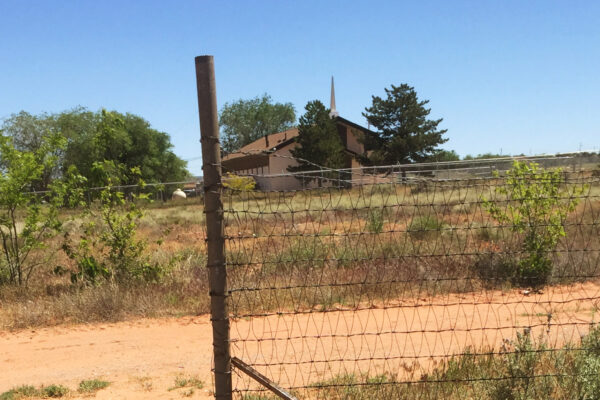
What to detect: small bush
<box><xmin>0</xmin><ymin>385</ymin><xmax>39</xmax><ymax>400</ymax></box>
<box><xmin>168</xmin><ymin>375</ymin><xmax>204</xmax><ymax>391</ymax></box>
<box><xmin>223</xmin><ymin>173</ymin><xmax>256</xmax><ymax>191</ymax></box>
<box><xmin>472</xmin><ymin>253</ymin><xmax>519</xmax><ymax>287</ymax></box>
<box><xmin>41</xmin><ymin>385</ymin><xmax>69</xmax><ymax>398</ymax></box>
<box><xmin>483</xmin><ymin>161</ymin><xmax>585</xmax><ymax>287</ymax></box>
<box><xmin>366</xmin><ymin>209</ymin><xmax>384</xmax><ymax>234</ymax></box>
<box><xmin>63</xmin><ymin>162</ymin><xmax>166</xmax><ymax>284</ymax></box>
<box><xmin>78</xmin><ymin>379</ymin><xmax>110</xmax><ymax>393</ymax></box>
<box><xmin>408</xmin><ymin>215</ymin><xmax>445</xmax><ymax>240</ymax></box>
<box><xmin>276</xmin><ymin>238</ymin><xmax>329</xmax><ymax>269</ymax></box>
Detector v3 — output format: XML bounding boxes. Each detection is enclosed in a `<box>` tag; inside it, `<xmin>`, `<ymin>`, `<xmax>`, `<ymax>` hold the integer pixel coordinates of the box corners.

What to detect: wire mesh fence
<box><xmin>223</xmin><ymin>164</ymin><xmax>600</xmax><ymax>399</ymax></box>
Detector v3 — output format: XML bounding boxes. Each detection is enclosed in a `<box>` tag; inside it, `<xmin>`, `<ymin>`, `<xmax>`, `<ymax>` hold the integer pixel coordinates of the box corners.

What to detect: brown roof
<box><xmin>221</xmin><ymin>117</ymin><xmax>375</xmax><ymax>162</ymax></box>
<box><xmin>222</xmin><ymin>128</ymin><xmax>298</xmax><ymax>161</ymax></box>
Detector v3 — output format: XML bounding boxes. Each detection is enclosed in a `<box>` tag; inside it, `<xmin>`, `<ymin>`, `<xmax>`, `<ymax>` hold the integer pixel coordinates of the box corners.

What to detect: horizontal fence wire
<box><xmin>224</xmin><ymin>165</ymin><xmax>600</xmax><ymax>399</ymax></box>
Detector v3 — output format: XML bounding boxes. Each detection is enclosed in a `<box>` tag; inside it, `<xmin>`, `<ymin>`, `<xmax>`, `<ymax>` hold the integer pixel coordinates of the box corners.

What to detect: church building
<box><xmin>221</xmin><ymin>78</ymin><xmax>374</xmax><ymax>191</ymax></box>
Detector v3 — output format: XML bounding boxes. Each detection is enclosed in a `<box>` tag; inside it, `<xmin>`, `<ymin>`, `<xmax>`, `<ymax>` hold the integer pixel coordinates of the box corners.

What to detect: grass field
<box><xmin>1</xmin><ymin>173</ymin><xmax>598</xmax><ymax>331</ymax></box>
<box><xmin>0</xmin><ymin>168</ymin><xmax>599</xmax><ymax>398</ymax></box>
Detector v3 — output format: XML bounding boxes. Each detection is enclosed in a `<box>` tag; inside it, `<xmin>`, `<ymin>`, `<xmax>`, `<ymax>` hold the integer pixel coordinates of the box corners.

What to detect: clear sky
<box><xmin>1</xmin><ymin>0</ymin><xmax>599</xmax><ymax>175</ymax></box>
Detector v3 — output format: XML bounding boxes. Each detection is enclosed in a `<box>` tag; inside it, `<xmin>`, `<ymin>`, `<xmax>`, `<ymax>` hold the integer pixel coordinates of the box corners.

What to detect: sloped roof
<box><xmin>222</xmin><ymin>128</ymin><xmax>298</xmax><ymax>162</ymax></box>
<box><xmin>222</xmin><ymin>117</ymin><xmax>375</xmax><ymax>162</ymax></box>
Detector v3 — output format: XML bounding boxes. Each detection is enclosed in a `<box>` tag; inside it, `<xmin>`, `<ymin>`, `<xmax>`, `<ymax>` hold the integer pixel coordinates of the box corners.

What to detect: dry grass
<box><xmin>0</xmin><ymin>175</ymin><xmax>598</xmax><ymax>330</ymax></box>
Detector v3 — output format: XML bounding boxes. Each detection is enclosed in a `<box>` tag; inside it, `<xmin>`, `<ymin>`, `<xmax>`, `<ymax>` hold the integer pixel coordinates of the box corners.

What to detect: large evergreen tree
<box><xmin>288</xmin><ymin>100</ymin><xmax>345</xmax><ymax>185</ymax></box>
<box><xmin>362</xmin><ymin>84</ymin><xmax>448</xmax><ymax>165</ymax></box>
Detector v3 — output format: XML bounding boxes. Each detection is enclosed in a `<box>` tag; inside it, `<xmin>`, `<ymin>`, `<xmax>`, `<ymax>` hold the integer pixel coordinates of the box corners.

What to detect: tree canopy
<box><xmin>288</xmin><ymin>100</ymin><xmax>345</xmax><ymax>184</ymax></box>
<box><xmin>1</xmin><ymin>108</ymin><xmax>189</xmax><ymax>188</ymax></box>
<box><xmin>219</xmin><ymin>94</ymin><xmax>296</xmax><ymax>153</ymax></box>
<box><xmin>430</xmin><ymin>149</ymin><xmax>460</xmax><ymax>162</ymax></box>
<box><xmin>362</xmin><ymin>84</ymin><xmax>448</xmax><ymax>165</ymax></box>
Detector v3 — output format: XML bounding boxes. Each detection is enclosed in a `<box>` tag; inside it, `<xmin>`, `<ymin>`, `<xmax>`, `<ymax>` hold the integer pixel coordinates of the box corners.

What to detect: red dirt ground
<box><xmin>2</xmin><ymin>282</ymin><xmax>599</xmax><ymax>399</ymax></box>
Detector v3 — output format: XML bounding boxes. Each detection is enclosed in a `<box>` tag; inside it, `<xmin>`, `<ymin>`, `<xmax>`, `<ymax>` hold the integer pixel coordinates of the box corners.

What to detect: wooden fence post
<box><xmin>195</xmin><ymin>55</ymin><xmax>232</xmax><ymax>400</ymax></box>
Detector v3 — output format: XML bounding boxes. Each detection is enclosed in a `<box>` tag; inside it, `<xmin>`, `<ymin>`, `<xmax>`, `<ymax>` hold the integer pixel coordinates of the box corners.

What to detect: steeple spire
<box><xmin>329</xmin><ymin>76</ymin><xmax>339</xmax><ymax>118</ymax></box>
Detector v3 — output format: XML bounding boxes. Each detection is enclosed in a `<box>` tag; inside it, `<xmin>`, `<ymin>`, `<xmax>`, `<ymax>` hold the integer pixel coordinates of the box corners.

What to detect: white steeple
<box><xmin>329</xmin><ymin>76</ymin><xmax>339</xmax><ymax>118</ymax></box>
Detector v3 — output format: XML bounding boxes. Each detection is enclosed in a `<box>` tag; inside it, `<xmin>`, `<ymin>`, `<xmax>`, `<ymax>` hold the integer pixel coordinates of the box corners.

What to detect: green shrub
<box><xmin>40</xmin><ymin>385</ymin><xmax>68</xmax><ymax>398</ymax></box>
<box><xmin>223</xmin><ymin>173</ymin><xmax>256</xmax><ymax>191</ymax></box>
<box><xmin>575</xmin><ymin>326</ymin><xmax>600</xmax><ymax>398</ymax></box>
<box><xmin>483</xmin><ymin>161</ymin><xmax>584</xmax><ymax>287</ymax></box>
<box><xmin>64</xmin><ymin>161</ymin><xmax>166</xmax><ymax>284</ymax></box>
<box><xmin>0</xmin><ymin>385</ymin><xmax>39</xmax><ymax>400</ymax></box>
<box><xmin>303</xmin><ymin>326</ymin><xmax>600</xmax><ymax>399</ymax></box>
<box><xmin>276</xmin><ymin>238</ymin><xmax>329</xmax><ymax>269</ymax></box>
<box><xmin>78</xmin><ymin>379</ymin><xmax>110</xmax><ymax>393</ymax></box>
<box><xmin>366</xmin><ymin>209</ymin><xmax>384</xmax><ymax>234</ymax></box>
<box><xmin>472</xmin><ymin>253</ymin><xmax>519</xmax><ymax>287</ymax></box>
<box><xmin>168</xmin><ymin>375</ymin><xmax>204</xmax><ymax>391</ymax></box>
<box><xmin>0</xmin><ymin>132</ymin><xmax>85</xmax><ymax>286</ymax></box>
<box><xmin>408</xmin><ymin>215</ymin><xmax>445</xmax><ymax>239</ymax></box>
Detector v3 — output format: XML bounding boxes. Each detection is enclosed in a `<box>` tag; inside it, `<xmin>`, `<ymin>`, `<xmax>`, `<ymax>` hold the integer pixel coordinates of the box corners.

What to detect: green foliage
<box><xmin>288</xmin><ymin>100</ymin><xmax>346</xmax><ymax>184</ymax></box>
<box><xmin>305</xmin><ymin>326</ymin><xmax>600</xmax><ymax>400</ymax></box>
<box><xmin>366</xmin><ymin>209</ymin><xmax>384</xmax><ymax>233</ymax></box>
<box><xmin>219</xmin><ymin>94</ymin><xmax>296</xmax><ymax>153</ymax></box>
<box><xmin>483</xmin><ymin>161</ymin><xmax>584</xmax><ymax>287</ymax></box>
<box><xmin>278</xmin><ymin>237</ymin><xmax>329</xmax><ymax>269</ymax></box>
<box><xmin>0</xmin><ymin>111</ymin><xmax>60</xmax><ymax>191</ymax></box>
<box><xmin>491</xmin><ymin>329</ymin><xmax>545</xmax><ymax>399</ymax></box>
<box><xmin>0</xmin><ymin>132</ymin><xmax>85</xmax><ymax>286</ymax></box>
<box><xmin>63</xmin><ymin>161</ymin><xmax>165</xmax><ymax>284</ymax></box>
<box><xmin>1</xmin><ymin>108</ymin><xmax>189</xmax><ymax>188</ymax></box>
<box><xmin>0</xmin><ymin>384</ymin><xmax>69</xmax><ymax>399</ymax></box>
<box><xmin>78</xmin><ymin>379</ymin><xmax>110</xmax><ymax>393</ymax></box>
<box><xmin>430</xmin><ymin>149</ymin><xmax>460</xmax><ymax>162</ymax></box>
<box><xmin>408</xmin><ymin>215</ymin><xmax>445</xmax><ymax>239</ymax></box>
<box><xmin>88</xmin><ymin>109</ymin><xmax>188</xmax><ymax>186</ymax></box>
<box><xmin>223</xmin><ymin>173</ymin><xmax>256</xmax><ymax>191</ymax></box>
<box><xmin>361</xmin><ymin>83</ymin><xmax>448</xmax><ymax>165</ymax></box>
<box><xmin>40</xmin><ymin>385</ymin><xmax>69</xmax><ymax>398</ymax></box>
<box><xmin>0</xmin><ymin>385</ymin><xmax>39</xmax><ymax>400</ymax></box>
<box><xmin>463</xmin><ymin>153</ymin><xmax>506</xmax><ymax>160</ymax></box>
<box><xmin>576</xmin><ymin>326</ymin><xmax>600</xmax><ymax>399</ymax></box>
<box><xmin>168</xmin><ymin>375</ymin><xmax>204</xmax><ymax>391</ymax></box>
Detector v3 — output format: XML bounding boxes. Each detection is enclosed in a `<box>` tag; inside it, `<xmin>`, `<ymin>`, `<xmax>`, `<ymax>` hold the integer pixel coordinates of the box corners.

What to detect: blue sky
<box><xmin>1</xmin><ymin>0</ymin><xmax>599</xmax><ymax>175</ymax></box>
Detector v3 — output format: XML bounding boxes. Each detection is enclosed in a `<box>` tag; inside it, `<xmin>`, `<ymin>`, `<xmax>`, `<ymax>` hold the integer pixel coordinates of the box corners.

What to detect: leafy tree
<box><xmin>54</xmin><ymin>107</ymin><xmax>99</xmax><ymax>181</ymax></box>
<box><xmin>0</xmin><ymin>131</ymin><xmax>85</xmax><ymax>286</ymax></box>
<box><xmin>219</xmin><ymin>94</ymin><xmax>296</xmax><ymax>153</ymax></box>
<box><xmin>483</xmin><ymin>161</ymin><xmax>584</xmax><ymax>287</ymax></box>
<box><xmin>287</xmin><ymin>100</ymin><xmax>346</xmax><ymax>185</ymax></box>
<box><xmin>362</xmin><ymin>84</ymin><xmax>448</xmax><ymax>165</ymax></box>
<box><xmin>0</xmin><ymin>111</ymin><xmax>63</xmax><ymax>191</ymax></box>
<box><xmin>1</xmin><ymin>108</ymin><xmax>189</xmax><ymax>188</ymax></box>
<box><xmin>429</xmin><ymin>149</ymin><xmax>460</xmax><ymax>162</ymax></box>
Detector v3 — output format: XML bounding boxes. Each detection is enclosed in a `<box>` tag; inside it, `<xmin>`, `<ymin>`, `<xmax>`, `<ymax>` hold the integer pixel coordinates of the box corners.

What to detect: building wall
<box><xmin>223</xmin><ymin>122</ymin><xmax>369</xmax><ymax>191</ymax></box>
<box><xmin>259</xmin><ymin>143</ymin><xmax>306</xmax><ymax>191</ymax></box>
<box><xmin>344</xmin><ymin>126</ymin><xmax>364</xmax><ymax>155</ymax></box>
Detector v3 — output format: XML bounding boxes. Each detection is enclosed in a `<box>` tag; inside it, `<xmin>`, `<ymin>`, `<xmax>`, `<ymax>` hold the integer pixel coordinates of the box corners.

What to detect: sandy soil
<box><xmin>0</xmin><ymin>317</ymin><xmax>215</xmax><ymax>399</ymax></box>
<box><xmin>2</xmin><ymin>282</ymin><xmax>600</xmax><ymax>399</ymax></box>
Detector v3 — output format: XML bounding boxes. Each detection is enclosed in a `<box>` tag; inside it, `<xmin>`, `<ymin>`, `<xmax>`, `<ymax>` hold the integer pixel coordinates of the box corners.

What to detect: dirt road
<box><xmin>2</xmin><ymin>282</ymin><xmax>599</xmax><ymax>399</ymax></box>
<box><xmin>0</xmin><ymin>316</ymin><xmax>215</xmax><ymax>399</ymax></box>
